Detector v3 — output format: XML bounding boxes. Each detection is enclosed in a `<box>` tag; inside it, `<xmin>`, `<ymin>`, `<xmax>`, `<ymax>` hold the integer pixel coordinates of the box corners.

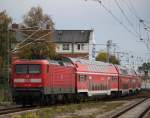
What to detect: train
<box><xmin>11</xmin><ymin>57</ymin><xmax>141</xmax><ymax>106</ymax></box>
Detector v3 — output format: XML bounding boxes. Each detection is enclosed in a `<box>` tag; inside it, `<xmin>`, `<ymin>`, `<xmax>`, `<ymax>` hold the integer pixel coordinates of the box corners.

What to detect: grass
<box><xmin>103</xmin><ymin>102</ymin><xmax>125</xmax><ymax>112</ymax></box>
<box><xmin>11</xmin><ymin>113</ymin><xmax>40</xmax><ymax>118</ymax></box>
<box><xmin>5</xmin><ymin>100</ymin><xmax>126</xmax><ymax>118</ymax></box>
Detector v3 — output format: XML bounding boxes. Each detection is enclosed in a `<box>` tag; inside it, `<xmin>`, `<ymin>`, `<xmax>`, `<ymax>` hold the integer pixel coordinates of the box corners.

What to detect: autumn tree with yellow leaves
<box><xmin>96</xmin><ymin>51</ymin><xmax>120</xmax><ymax>65</ymax></box>
<box><xmin>0</xmin><ymin>11</ymin><xmax>16</xmax><ymax>80</ymax></box>
<box><xmin>16</xmin><ymin>6</ymin><xmax>56</xmax><ymax>59</ymax></box>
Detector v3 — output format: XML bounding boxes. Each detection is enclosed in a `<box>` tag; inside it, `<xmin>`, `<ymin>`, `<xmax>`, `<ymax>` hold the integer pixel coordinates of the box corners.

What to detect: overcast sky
<box><xmin>0</xmin><ymin>0</ymin><xmax>150</xmax><ymax>67</ymax></box>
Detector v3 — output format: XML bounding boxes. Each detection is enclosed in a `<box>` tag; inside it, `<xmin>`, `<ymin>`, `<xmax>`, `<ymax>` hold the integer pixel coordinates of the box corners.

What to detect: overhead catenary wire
<box><xmin>128</xmin><ymin>0</ymin><xmax>141</xmax><ymax>20</ymax></box>
<box><xmin>10</xmin><ymin>23</ymin><xmax>54</xmax><ymax>52</ymax></box>
<box><xmin>114</xmin><ymin>0</ymin><xmax>134</xmax><ymax>27</ymax></box>
<box><xmin>122</xmin><ymin>0</ymin><xmax>144</xmax><ymax>34</ymax></box>
<box><xmin>122</xmin><ymin>0</ymin><xmax>144</xmax><ymax>39</ymax></box>
<box><xmin>13</xmin><ymin>29</ymin><xmax>42</xmax><ymax>49</ymax></box>
<box><xmin>114</xmin><ymin>0</ymin><xmax>140</xmax><ymax>37</ymax></box>
<box><xmin>123</xmin><ymin>0</ymin><xmax>150</xmax><ymax>29</ymax></box>
<box><xmin>90</xmin><ymin>0</ymin><xmax>140</xmax><ymax>38</ymax></box>
<box><xmin>146</xmin><ymin>31</ymin><xmax>150</xmax><ymax>41</ymax></box>
<box><xmin>114</xmin><ymin>0</ymin><xmax>150</xmax><ymax>54</ymax></box>
<box><xmin>11</xmin><ymin>31</ymin><xmax>52</xmax><ymax>52</ymax></box>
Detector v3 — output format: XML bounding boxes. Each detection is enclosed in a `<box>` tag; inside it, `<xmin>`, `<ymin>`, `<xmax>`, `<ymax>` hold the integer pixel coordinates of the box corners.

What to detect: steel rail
<box><xmin>111</xmin><ymin>97</ymin><xmax>150</xmax><ymax>118</ymax></box>
<box><xmin>0</xmin><ymin>106</ymin><xmax>34</xmax><ymax>116</ymax></box>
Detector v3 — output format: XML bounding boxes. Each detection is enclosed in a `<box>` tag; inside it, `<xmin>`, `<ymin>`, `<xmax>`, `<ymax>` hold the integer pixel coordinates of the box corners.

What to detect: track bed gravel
<box><xmin>1</xmin><ymin>90</ymin><xmax>150</xmax><ymax>118</ymax></box>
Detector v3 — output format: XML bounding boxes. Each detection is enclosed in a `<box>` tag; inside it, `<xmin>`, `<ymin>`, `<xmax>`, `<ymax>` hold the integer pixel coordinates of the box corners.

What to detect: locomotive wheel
<box><xmin>136</xmin><ymin>89</ymin><xmax>139</xmax><ymax>94</ymax></box>
<box><xmin>66</xmin><ymin>94</ymin><xmax>74</xmax><ymax>103</ymax></box>
<box><xmin>50</xmin><ymin>95</ymin><xmax>56</xmax><ymax>105</ymax></box>
<box><xmin>118</xmin><ymin>91</ymin><xmax>122</xmax><ymax>98</ymax></box>
<box><xmin>75</xmin><ymin>93</ymin><xmax>87</xmax><ymax>103</ymax></box>
<box><xmin>110</xmin><ymin>91</ymin><xmax>116</xmax><ymax>98</ymax></box>
<box><xmin>129</xmin><ymin>90</ymin><xmax>133</xmax><ymax>96</ymax></box>
<box><xmin>22</xmin><ymin>100</ymin><xmax>26</xmax><ymax>107</ymax></box>
<box><xmin>81</xmin><ymin>93</ymin><xmax>88</xmax><ymax>102</ymax></box>
<box><xmin>75</xmin><ymin>94</ymin><xmax>81</xmax><ymax>103</ymax></box>
<box><xmin>29</xmin><ymin>100</ymin><xmax>34</xmax><ymax>106</ymax></box>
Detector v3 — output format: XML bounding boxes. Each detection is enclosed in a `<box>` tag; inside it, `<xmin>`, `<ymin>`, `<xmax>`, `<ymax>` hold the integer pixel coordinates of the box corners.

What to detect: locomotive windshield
<box><xmin>16</xmin><ymin>64</ymin><xmax>28</xmax><ymax>74</ymax></box>
<box><xmin>29</xmin><ymin>64</ymin><xmax>41</xmax><ymax>74</ymax></box>
<box><xmin>16</xmin><ymin>64</ymin><xmax>41</xmax><ymax>74</ymax></box>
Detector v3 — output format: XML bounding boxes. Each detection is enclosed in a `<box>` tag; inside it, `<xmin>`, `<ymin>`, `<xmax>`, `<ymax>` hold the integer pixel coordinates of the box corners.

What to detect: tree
<box><xmin>17</xmin><ymin>6</ymin><xmax>56</xmax><ymax>59</ymax></box>
<box><xmin>23</xmin><ymin>6</ymin><xmax>54</xmax><ymax>29</ymax></box>
<box><xmin>138</xmin><ymin>62</ymin><xmax>150</xmax><ymax>73</ymax></box>
<box><xmin>0</xmin><ymin>56</ymin><xmax>3</xmax><ymax>72</ymax></box>
<box><xmin>0</xmin><ymin>11</ymin><xmax>16</xmax><ymax>75</ymax></box>
<box><xmin>96</xmin><ymin>52</ymin><xmax>120</xmax><ymax>65</ymax></box>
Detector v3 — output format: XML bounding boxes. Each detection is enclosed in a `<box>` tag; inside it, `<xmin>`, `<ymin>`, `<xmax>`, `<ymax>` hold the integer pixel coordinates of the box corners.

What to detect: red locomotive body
<box><xmin>11</xmin><ymin>57</ymin><xmax>141</xmax><ymax>106</ymax></box>
<box><xmin>12</xmin><ymin>59</ymin><xmax>76</xmax><ymax>105</ymax></box>
<box><xmin>12</xmin><ymin>60</ymin><xmax>47</xmax><ymax>88</ymax></box>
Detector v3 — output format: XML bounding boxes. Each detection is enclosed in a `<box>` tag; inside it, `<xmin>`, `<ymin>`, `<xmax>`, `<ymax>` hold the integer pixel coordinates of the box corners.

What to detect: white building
<box><xmin>53</xmin><ymin>30</ymin><xmax>96</xmax><ymax>60</ymax></box>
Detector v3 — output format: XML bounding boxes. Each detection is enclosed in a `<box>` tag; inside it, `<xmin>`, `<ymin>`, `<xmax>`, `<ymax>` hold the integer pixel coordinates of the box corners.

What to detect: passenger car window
<box><xmin>79</xmin><ymin>75</ymin><xmax>87</xmax><ymax>81</ymax></box>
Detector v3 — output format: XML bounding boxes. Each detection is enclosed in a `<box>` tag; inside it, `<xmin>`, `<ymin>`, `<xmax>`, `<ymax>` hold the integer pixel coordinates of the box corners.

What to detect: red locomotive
<box><xmin>11</xmin><ymin>57</ymin><xmax>141</xmax><ymax>106</ymax></box>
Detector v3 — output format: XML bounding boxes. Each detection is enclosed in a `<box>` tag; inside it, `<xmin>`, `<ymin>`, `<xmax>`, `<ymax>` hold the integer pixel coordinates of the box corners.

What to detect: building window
<box><xmin>77</xmin><ymin>44</ymin><xmax>80</xmax><ymax>50</ymax></box>
<box><xmin>63</xmin><ymin>44</ymin><xmax>69</xmax><ymax>50</ymax></box>
<box><xmin>81</xmin><ymin>44</ymin><xmax>84</xmax><ymax>50</ymax></box>
<box><xmin>77</xmin><ymin>43</ymin><xmax>84</xmax><ymax>50</ymax></box>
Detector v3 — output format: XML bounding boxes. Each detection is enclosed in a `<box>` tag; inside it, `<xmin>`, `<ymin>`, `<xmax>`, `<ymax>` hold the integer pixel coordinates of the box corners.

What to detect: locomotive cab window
<box><xmin>16</xmin><ymin>64</ymin><xmax>28</xmax><ymax>74</ymax></box>
<box><xmin>29</xmin><ymin>64</ymin><xmax>41</xmax><ymax>74</ymax></box>
<box><xmin>15</xmin><ymin>64</ymin><xmax>41</xmax><ymax>74</ymax></box>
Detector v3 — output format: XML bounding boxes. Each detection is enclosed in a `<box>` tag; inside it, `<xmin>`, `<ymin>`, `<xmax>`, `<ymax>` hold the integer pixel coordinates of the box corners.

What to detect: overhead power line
<box><xmin>114</xmin><ymin>0</ymin><xmax>140</xmax><ymax>37</ymax></box>
<box><xmin>128</xmin><ymin>0</ymin><xmax>141</xmax><ymax>20</ymax></box>
<box><xmin>123</xmin><ymin>0</ymin><xmax>150</xmax><ymax>28</ymax></box>
<box><xmin>13</xmin><ymin>29</ymin><xmax>41</xmax><ymax>49</ymax></box>
<box><xmin>88</xmin><ymin>0</ymin><xmax>140</xmax><ymax>38</ymax></box>
<box><xmin>11</xmin><ymin>31</ymin><xmax>52</xmax><ymax>52</ymax></box>
<box><xmin>115</xmin><ymin>0</ymin><xmax>134</xmax><ymax>27</ymax></box>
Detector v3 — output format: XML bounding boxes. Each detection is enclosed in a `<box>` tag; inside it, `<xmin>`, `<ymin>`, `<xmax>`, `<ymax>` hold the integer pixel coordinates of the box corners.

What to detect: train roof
<box><xmin>68</xmin><ymin>57</ymin><xmax>118</xmax><ymax>74</ymax></box>
<box><xmin>115</xmin><ymin>65</ymin><xmax>137</xmax><ymax>76</ymax></box>
<box><xmin>68</xmin><ymin>58</ymin><xmax>113</xmax><ymax>66</ymax></box>
<box><xmin>13</xmin><ymin>59</ymin><xmax>49</xmax><ymax>65</ymax></box>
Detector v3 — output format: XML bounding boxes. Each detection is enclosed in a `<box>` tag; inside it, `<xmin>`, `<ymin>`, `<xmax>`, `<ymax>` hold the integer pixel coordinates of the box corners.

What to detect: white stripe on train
<box><xmin>14</xmin><ymin>78</ymin><xmax>42</xmax><ymax>83</ymax></box>
<box><xmin>76</xmin><ymin>72</ymin><xmax>118</xmax><ymax>76</ymax></box>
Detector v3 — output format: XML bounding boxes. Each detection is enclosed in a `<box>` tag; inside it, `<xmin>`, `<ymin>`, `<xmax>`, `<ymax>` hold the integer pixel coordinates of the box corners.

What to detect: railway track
<box><xmin>0</xmin><ymin>91</ymin><xmax>150</xmax><ymax>117</ymax></box>
<box><xmin>0</xmin><ymin>106</ymin><xmax>35</xmax><ymax>116</ymax></box>
<box><xmin>111</xmin><ymin>97</ymin><xmax>150</xmax><ymax>118</ymax></box>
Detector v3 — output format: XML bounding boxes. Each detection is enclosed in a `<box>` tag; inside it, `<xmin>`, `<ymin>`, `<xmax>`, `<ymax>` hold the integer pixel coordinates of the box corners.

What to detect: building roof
<box><xmin>53</xmin><ymin>30</ymin><xmax>92</xmax><ymax>43</ymax></box>
<box><xmin>16</xmin><ymin>29</ymin><xmax>92</xmax><ymax>43</ymax></box>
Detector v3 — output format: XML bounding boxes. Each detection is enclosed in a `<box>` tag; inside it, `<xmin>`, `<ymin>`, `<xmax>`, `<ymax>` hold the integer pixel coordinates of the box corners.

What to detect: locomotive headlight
<box><xmin>14</xmin><ymin>78</ymin><xmax>25</xmax><ymax>83</ymax></box>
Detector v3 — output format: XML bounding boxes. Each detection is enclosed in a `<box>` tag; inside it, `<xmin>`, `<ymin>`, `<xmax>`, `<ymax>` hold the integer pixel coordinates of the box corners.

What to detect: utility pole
<box><xmin>106</xmin><ymin>40</ymin><xmax>112</xmax><ymax>63</ymax></box>
<box><xmin>7</xmin><ymin>29</ymin><xmax>10</xmax><ymax>84</ymax></box>
<box><xmin>139</xmin><ymin>20</ymin><xmax>150</xmax><ymax>57</ymax></box>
